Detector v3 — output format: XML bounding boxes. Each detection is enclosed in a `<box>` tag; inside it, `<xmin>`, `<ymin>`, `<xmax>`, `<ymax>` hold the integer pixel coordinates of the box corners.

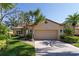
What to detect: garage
<box><xmin>33</xmin><ymin>19</ymin><xmax>63</xmax><ymax>40</ymax></box>
<box><xmin>34</xmin><ymin>30</ymin><xmax>58</xmax><ymax>40</ymax></box>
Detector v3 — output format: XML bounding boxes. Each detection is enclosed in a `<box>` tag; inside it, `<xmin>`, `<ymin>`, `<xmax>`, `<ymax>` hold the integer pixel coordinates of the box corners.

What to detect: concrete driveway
<box><xmin>35</xmin><ymin>40</ymin><xmax>79</xmax><ymax>56</ymax></box>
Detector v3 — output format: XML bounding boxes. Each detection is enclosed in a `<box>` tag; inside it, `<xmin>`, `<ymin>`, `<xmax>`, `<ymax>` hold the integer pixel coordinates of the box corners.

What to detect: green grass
<box><xmin>0</xmin><ymin>40</ymin><xmax>35</xmax><ymax>56</ymax></box>
<box><xmin>73</xmin><ymin>43</ymin><xmax>79</xmax><ymax>47</ymax></box>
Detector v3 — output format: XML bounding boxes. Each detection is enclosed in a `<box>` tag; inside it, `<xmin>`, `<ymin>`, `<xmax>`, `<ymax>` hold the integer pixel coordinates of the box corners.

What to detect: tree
<box><xmin>0</xmin><ymin>23</ymin><xmax>10</xmax><ymax>51</ymax></box>
<box><xmin>18</xmin><ymin>11</ymin><xmax>31</xmax><ymax>25</ymax></box>
<box><xmin>64</xmin><ymin>28</ymin><xmax>73</xmax><ymax>36</ymax></box>
<box><xmin>18</xmin><ymin>9</ymin><xmax>45</xmax><ymax>27</ymax></box>
<box><xmin>18</xmin><ymin>11</ymin><xmax>32</xmax><ymax>37</ymax></box>
<box><xmin>28</xmin><ymin>9</ymin><xmax>45</xmax><ymax>41</ymax></box>
<box><xmin>0</xmin><ymin>3</ymin><xmax>16</xmax><ymax>51</ymax></box>
<box><xmin>65</xmin><ymin>13</ymin><xmax>79</xmax><ymax>35</ymax></box>
<box><xmin>18</xmin><ymin>9</ymin><xmax>45</xmax><ymax>40</ymax></box>
<box><xmin>0</xmin><ymin>3</ymin><xmax>16</xmax><ymax>22</ymax></box>
<box><xmin>5</xmin><ymin>16</ymin><xmax>18</xmax><ymax>29</ymax></box>
<box><xmin>29</xmin><ymin>9</ymin><xmax>45</xmax><ymax>25</ymax></box>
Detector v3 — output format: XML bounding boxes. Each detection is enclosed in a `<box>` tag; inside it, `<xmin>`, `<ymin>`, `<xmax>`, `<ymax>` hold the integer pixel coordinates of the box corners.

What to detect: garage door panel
<box><xmin>34</xmin><ymin>30</ymin><xmax>58</xmax><ymax>39</ymax></box>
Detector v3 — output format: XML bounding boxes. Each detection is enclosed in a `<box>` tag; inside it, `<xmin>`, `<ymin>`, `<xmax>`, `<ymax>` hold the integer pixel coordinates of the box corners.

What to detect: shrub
<box><xmin>0</xmin><ymin>35</ymin><xmax>8</xmax><ymax>40</ymax></box>
<box><xmin>0</xmin><ymin>23</ymin><xmax>11</xmax><ymax>40</ymax></box>
<box><xmin>60</xmin><ymin>35</ymin><xmax>65</xmax><ymax>39</ymax></box>
<box><xmin>73</xmin><ymin>43</ymin><xmax>79</xmax><ymax>47</ymax></box>
<box><xmin>0</xmin><ymin>40</ymin><xmax>6</xmax><ymax>50</ymax></box>
<box><xmin>26</xmin><ymin>34</ymin><xmax>32</xmax><ymax>39</ymax></box>
<box><xmin>64</xmin><ymin>28</ymin><xmax>73</xmax><ymax>36</ymax></box>
<box><xmin>0</xmin><ymin>23</ymin><xmax>9</xmax><ymax>35</ymax></box>
<box><xmin>61</xmin><ymin>36</ymin><xmax>79</xmax><ymax>43</ymax></box>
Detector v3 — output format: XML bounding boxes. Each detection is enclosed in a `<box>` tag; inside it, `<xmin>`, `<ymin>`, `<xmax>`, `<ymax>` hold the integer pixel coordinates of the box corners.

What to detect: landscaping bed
<box><xmin>60</xmin><ymin>35</ymin><xmax>79</xmax><ymax>48</ymax></box>
<box><xmin>0</xmin><ymin>40</ymin><xmax>35</xmax><ymax>56</ymax></box>
<box><xmin>73</xmin><ymin>43</ymin><xmax>79</xmax><ymax>47</ymax></box>
<box><xmin>12</xmin><ymin>35</ymin><xmax>32</xmax><ymax>41</ymax></box>
<box><xmin>60</xmin><ymin>35</ymin><xmax>79</xmax><ymax>43</ymax></box>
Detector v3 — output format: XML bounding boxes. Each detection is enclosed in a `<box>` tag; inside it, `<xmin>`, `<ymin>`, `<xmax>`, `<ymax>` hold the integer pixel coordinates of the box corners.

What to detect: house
<box><xmin>13</xmin><ymin>19</ymin><xmax>64</xmax><ymax>40</ymax></box>
<box><xmin>13</xmin><ymin>23</ymin><xmax>33</xmax><ymax>36</ymax></box>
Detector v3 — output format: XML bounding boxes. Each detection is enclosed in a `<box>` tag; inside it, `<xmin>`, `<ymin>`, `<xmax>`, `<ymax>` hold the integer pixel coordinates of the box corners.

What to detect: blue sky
<box><xmin>16</xmin><ymin>3</ymin><xmax>79</xmax><ymax>23</ymax></box>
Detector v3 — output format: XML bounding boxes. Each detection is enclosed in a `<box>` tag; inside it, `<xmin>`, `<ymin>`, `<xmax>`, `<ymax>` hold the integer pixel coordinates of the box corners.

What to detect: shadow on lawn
<box><xmin>0</xmin><ymin>40</ymin><xmax>35</xmax><ymax>56</ymax></box>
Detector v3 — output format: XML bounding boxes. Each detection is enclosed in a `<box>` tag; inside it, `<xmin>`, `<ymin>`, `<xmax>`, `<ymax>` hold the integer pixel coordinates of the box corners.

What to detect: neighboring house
<box><xmin>13</xmin><ymin>23</ymin><xmax>32</xmax><ymax>36</ymax></box>
<box><xmin>13</xmin><ymin>19</ymin><xmax>64</xmax><ymax>40</ymax></box>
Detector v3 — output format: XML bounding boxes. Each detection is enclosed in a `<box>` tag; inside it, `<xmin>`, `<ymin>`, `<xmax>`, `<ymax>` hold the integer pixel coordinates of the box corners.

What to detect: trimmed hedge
<box><xmin>60</xmin><ymin>35</ymin><xmax>79</xmax><ymax>43</ymax></box>
<box><xmin>26</xmin><ymin>34</ymin><xmax>32</xmax><ymax>39</ymax></box>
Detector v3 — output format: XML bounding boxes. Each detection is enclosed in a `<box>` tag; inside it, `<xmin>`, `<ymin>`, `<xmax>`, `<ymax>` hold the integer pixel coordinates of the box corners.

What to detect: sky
<box><xmin>16</xmin><ymin>3</ymin><xmax>79</xmax><ymax>23</ymax></box>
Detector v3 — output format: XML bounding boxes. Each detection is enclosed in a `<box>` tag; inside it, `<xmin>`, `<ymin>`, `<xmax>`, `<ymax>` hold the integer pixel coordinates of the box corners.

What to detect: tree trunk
<box><xmin>31</xmin><ymin>26</ymin><xmax>35</xmax><ymax>46</ymax></box>
<box><xmin>73</xmin><ymin>26</ymin><xmax>75</xmax><ymax>36</ymax></box>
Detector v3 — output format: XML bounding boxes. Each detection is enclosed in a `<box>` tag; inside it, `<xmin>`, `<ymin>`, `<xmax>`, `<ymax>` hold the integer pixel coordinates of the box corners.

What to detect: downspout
<box><xmin>31</xmin><ymin>25</ymin><xmax>35</xmax><ymax>46</ymax></box>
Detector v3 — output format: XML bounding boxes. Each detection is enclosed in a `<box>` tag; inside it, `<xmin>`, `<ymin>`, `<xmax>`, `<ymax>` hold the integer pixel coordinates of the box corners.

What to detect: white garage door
<box><xmin>34</xmin><ymin>30</ymin><xmax>58</xmax><ymax>40</ymax></box>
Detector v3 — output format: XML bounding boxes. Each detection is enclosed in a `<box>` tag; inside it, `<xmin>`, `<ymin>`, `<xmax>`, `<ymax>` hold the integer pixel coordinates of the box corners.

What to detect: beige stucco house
<box><xmin>13</xmin><ymin>19</ymin><xmax>64</xmax><ymax>40</ymax></box>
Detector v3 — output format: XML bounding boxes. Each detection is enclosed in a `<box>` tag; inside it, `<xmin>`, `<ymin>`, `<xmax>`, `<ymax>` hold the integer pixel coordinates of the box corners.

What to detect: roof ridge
<box><xmin>46</xmin><ymin>18</ymin><xmax>63</xmax><ymax>25</ymax></box>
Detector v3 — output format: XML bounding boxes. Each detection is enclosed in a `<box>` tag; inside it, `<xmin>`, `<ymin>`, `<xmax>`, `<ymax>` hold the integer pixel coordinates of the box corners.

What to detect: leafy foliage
<box><xmin>26</xmin><ymin>34</ymin><xmax>32</xmax><ymax>39</ymax></box>
<box><xmin>29</xmin><ymin>9</ymin><xmax>45</xmax><ymax>25</ymax></box>
<box><xmin>18</xmin><ymin>11</ymin><xmax>32</xmax><ymax>24</ymax></box>
<box><xmin>64</xmin><ymin>28</ymin><xmax>74</xmax><ymax>36</ymax></box>
<box><xmin>0</xmin><ymin>3</ymin><xmax>16</xmax><ymax>22</ymax></box>
<box><xmin>5</xmin><ymin>16</ymin><xmax>18</xmax><ymax>29</ymax></box>
<box><xmin>60</xmin><ymin>36</ymin><xmax>79</xmax><ymax>43</ymax></box>
<box><xmin>0</xmin><ymin>3</ymin><xmax>15</xmax><ymax>11</ymax></box>
<box><xmin>18</xmin><ymin>9</ymin><xmax>45</xmax><ymax>25</ymax></box>
<box><xmin>0</xmin><ymin>23</ymin><xmax>9</xmax><ymax>35</ymax></box>
<box><xmin>73</xmin><ymin>43</ymin><xmax>79</xmax><ymax>47</ymax></box>
<box><xmin>65</xmin><ymin>13</ymin><xmax>79</xmax><ymax>26</ymax></box>
<box><xmin>64</xmin><ymin>13</ymin><xmax>79</xmax><ymax>35</ymax></box>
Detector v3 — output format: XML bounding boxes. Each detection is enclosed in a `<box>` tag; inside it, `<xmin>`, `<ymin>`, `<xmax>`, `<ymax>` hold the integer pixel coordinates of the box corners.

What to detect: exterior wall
<box><xmin>75</xmin><ymin>26</ymin><xmax>79</xmax><ymax>35</ymax></box>
<box><xmin>33</xmin><ymin>20</ymin><xmax>63</xmax><ymax>30</ymax></box>
<box><xmin>75</xmin><ymin>29</ymin><xmax>79</xmax><ymax>34</ymax></box>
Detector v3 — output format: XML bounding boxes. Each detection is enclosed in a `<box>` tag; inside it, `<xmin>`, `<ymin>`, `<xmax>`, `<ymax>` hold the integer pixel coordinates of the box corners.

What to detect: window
<box><xmin>45</xmin><ymin>21</ymin><xmax>48</xmax><ymax>24</ymax></box>
<box><xmin>60</xmin><ymin>30</ymin><xmax>62</xmax><ymax>33</ymax></box>
<box><xmin>60</xmin><ymin>29</ymin><xmax>64</xmax><ymax>35</ymax></box>
<box><xmin>30</xmin><ymin>30</ymin><xmax>32</xmax><ymax>32</ymax></box>
<box><xmin>16</xmin><ymin>31</ymin><xmax>23</xmax><ymax>35</ymax></box>
<box><xmin>30</xmin><ymin>30</ymin><xmax>32</xmax><ymax>34</ymax></box>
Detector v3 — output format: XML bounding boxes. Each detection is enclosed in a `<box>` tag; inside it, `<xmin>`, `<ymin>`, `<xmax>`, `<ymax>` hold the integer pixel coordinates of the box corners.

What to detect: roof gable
<box><xmin>34</xmin><ymin>19</ymin><xmax>63</xmax><ymax>30</ymax></box>
<box><xmin>45</xmin><ymin>19</ymin><xmax>63</xmax><ymax>26</ymax></box>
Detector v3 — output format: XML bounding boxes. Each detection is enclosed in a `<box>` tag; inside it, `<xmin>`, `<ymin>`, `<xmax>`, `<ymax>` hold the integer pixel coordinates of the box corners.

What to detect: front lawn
<box><xmin>0</xmin><ymin>40</ymin><xmax>35</xmax><ymax>56</ymax></box>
